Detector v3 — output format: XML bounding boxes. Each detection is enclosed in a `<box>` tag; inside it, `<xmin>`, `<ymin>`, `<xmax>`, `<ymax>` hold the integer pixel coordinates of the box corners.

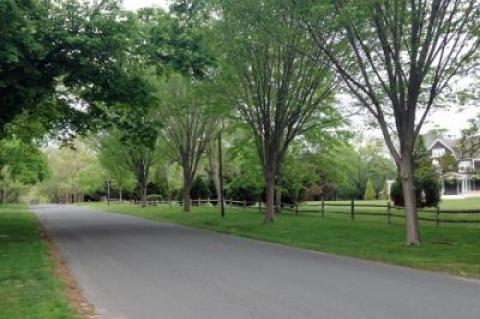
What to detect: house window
<box><xmin>432</xmin><ymin>148</ymin><xmax>445</xmax><ymax>158</ymax></box>
<box><xmin>474</xmin><ymin>160</ymin><xmax>480</xmax><ymax>170</ymax></box>
<box><xmin>459</xmin><ymin>160</ymin><xmax>471</xmax><ymax>172</ymax></box>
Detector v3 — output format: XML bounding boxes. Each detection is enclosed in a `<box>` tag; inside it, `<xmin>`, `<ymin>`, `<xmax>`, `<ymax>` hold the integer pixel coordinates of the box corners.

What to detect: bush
<box><xmin>364</xmin><ymin>179</ymin><xmax>376</xmax><ymax>200</ymax></box>
<box><xmin>226</xmin><ymin>176</ymin><xmax>262</xmax><ymax>203</ymax></box>
<box><xmin>146</xmin><ymin>194</ymin><xmax>164</xmax><ymax>201</ymax></box>
<box><xmin>190</xmin><ymin>176</ymin><xmax>211</xmax><ymax>199</ymax></box>
<box><xmin>391</xmin><ymin>174</ymin><xmax>440</xmax><ymax>208</ymax></box>
<box><xmin>391</xmin><ymin>136</ymin><xmax>441</xmax><ymax>207</ymax></box>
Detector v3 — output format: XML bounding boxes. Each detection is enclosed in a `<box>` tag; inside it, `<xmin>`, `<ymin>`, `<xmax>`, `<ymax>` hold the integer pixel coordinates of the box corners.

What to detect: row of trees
<box><xmin>2</xmin><ymin>0</ymin><xmax>479</xmax><ymax>245</ymax></box>
<box><xmin>36</xmin><ymin>135</ymin><xmax>395</xmax><ymax>207</ymax></box>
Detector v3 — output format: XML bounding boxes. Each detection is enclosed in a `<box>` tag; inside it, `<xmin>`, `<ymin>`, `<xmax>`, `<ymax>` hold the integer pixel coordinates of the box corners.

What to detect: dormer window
<box><xmin>432</xmin><ymin>148</ymin><xmax>445</xmax><ymax>158</ymax></box>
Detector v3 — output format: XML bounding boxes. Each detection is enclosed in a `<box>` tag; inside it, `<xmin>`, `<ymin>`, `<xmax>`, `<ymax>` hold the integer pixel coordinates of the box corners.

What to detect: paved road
<box><xmin>33</xmin><ymin>205</ymin><xmax>480</xmax><ymax>319</ymax></box>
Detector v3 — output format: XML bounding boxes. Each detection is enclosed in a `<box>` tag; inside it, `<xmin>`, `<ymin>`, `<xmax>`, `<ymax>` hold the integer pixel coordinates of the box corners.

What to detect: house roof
<box><xmin>424</xmin><ymin>132</ymin><xmax>458</xmax><ymax>155</ymax></box>
<box><xmin>423</xmin><ymin>131</ymin><xmax>480</xmax><ymax>159</ymax></box>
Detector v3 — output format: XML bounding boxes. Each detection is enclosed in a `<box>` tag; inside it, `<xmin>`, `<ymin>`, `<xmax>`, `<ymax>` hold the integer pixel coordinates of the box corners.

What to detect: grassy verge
<box><xmin>84</xmin><ymin>202</ymin><xmax>480</xmax><ymax>279</ymax></box>
<box><xmin>0</xmin><ymin>205</ymin><xmax>78</xmax><ymax>319</ymax></box>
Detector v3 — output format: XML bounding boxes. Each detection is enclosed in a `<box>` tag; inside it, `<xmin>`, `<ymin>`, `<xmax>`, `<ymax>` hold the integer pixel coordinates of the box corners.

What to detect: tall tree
<box><xmin>0</xmin><ymin>0</ymin><xmax>146</xmax><ymax>138</ymax></box>
<box><xmin>219</xmin><ymin>0</ymin><xmax>338</xmax><ymax>221</ymax></box>
<box><xmin>456</xmin><ymin>116</ymin><xmax>480</xmax><ymax>160</ymax></box>
<box><xmin>0</xmin><ymin>138</ymin><xmax>50</xmax><ymax>204</ymax></box>
<box><xmin>300</xmin><ymin>0</ymin><xmax>480</xmax><ymax>244</ymax></box>
<box><xmin>96</xmin><ymin>132</ymin><xmax>136</xmax><ymax>201</ymax></box>
<box><xmin>158</xmin><ymin>75</ymin><xmax>220</xmax><ymax>212</ymax></box>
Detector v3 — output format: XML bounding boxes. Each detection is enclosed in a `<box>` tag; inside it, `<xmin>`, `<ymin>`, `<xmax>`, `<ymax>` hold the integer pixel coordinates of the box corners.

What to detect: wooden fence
<box><xmin>106</xmin><ymin>198</ymin><xmax>480</xmax><ymax>226</ymax></box>
<box><xmin>282</xmin><ymin>199</ymin><xmax>480</xmax><ymax>226</ymax></box>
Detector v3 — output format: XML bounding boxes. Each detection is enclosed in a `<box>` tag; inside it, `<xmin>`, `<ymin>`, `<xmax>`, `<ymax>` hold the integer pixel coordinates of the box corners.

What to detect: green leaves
<box><xmin>0</xmin><ymin>138</ymin><xmax>50</xmax><ymax>185</ymax></box>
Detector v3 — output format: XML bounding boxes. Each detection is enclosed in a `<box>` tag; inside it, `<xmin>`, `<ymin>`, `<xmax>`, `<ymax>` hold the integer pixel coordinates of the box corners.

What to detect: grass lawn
<box><xmin>0</xmin><ymin>205</ymin><xmax>78</xmax><ymax>319</ymax></box>
<box><xmin>84</xmin><ymin>200</ymin><xmax>480</xmax><ymax>279</ymax></box>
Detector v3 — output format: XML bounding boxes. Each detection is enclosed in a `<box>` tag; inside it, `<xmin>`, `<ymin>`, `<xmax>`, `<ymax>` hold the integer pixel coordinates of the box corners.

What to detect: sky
<box><xmin>123</xmin><ymin>0</ymin><xmax>169</xmax><ymax>10</ymax></box>
<box><xmin>122</xmin><ymin>0</ymin><xmax>477</xmax><ymax>138</ymax></box>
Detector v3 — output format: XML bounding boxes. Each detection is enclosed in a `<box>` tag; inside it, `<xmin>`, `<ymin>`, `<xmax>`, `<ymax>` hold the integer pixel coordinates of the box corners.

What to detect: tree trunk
<box><xmin>3</xmin><ymin>182</ymin><xmax>6</xmax><ymax>205</ymax></box>
<box><xmin>264</xmin><ymin>168</ymin><xmax>275</xmax><ymax>222</ymax></box>
<box><xmin>119</xmin><ymin>187</ymin><xmax>123</xmax><ymax>202</ymax></box>
<box><xmin>183</xmin><ymin>167</ymin><xmax>192</xmax><ymax>212</ymax></box>
<box><xmin>206</xmin><ymin>143</ymin><xmax>222</xmax><ymax>202</ymax></box>
<box><xmin>141</xmin><ymin>180</ymin><xmax>148</xmax><ymax>207</ymax></box>
<box><xmin>400</xmin><ymin>156</ymin><xmax>421</xmax><ymax>245</ymax></box>
<box><xmin>183</xmin><ymin>183</ymin><xmax>191</xmax><ymax>212</ymax></box>
<box><xmin>274</xmin><ymin>171</ymin><xmax>282</xmax><ymax>214</ymax></box>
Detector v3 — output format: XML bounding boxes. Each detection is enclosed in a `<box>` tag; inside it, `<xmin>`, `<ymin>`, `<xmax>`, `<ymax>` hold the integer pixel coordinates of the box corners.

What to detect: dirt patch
<box><xmin>40</xmin><ymin>230</ymin><xmax>97</xmax><ymax>319</ymax></box>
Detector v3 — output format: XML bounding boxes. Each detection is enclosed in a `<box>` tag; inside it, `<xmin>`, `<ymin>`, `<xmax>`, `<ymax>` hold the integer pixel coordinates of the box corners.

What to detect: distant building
<box><xmin>424</xmin><ymin>133</ymin><xmax>480</xmax><ymax>198</ymax></box>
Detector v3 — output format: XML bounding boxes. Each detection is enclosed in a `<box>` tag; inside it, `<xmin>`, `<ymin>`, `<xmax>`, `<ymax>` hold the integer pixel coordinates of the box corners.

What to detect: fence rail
<box><xmin>104</xmin><ymin>197</ymin><xmax>480</xmax><ymax>226</ymax></box>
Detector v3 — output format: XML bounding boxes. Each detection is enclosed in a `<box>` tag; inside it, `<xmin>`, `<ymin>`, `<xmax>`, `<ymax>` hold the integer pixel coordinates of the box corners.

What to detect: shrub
<box><xmin>226</xmin><ymin>176</ymin><xmax>262</xmax><ymax>203</ymax></box>
<box><xmin>391</xmin><ymin>174</ymin><xmax>440</xmax><ymax>207</ymax></box>
<box><xmin>364</xmin><ymin>179</ymin><xmax>376</xmax><ymax>200</ymax></box>
<box><xmin>190</xmin><ymin>176</ymin><xmax>211</xmax><ymax>199</ymax></box>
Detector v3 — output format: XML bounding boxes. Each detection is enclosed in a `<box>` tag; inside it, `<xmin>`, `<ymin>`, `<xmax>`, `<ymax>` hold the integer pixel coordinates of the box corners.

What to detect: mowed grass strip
<box><xmin>0</xmin><ymin>205</ymin><xmax>77</xmax><ymax>319</ymax></box>
<box><xmin>85</xmin><ymin>201</ymin><xmax>480</xmax><ymax>279</ymax></box>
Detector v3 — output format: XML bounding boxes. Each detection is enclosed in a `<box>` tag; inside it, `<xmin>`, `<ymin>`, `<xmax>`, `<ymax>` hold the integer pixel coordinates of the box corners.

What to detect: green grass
<box><xmin>302</xmin><ymin>198</ymin><xmax>480</xmax><ymax>224</ymax></box>
<box><xmin>0</xmin><ymin>205</ymin><xmax>77</xmax><ymax>319</ymax></box>
<box><xmin>84</xmin><ymin>201</ymin><xmax>480</xmax><ymax>279</ymax></box>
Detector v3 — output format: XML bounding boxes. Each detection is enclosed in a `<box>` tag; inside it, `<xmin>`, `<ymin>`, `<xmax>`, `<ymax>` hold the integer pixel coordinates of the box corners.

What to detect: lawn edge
<box><xmin>37</xmin><ymin>218</ymin><xmax>97</xmax><ymax>319</ymax></box>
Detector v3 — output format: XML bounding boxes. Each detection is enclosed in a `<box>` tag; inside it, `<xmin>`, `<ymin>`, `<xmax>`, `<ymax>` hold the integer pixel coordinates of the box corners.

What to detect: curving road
<box><xmin>32</xmin><ymin>204</ymin><xmax>480</xmax><ymax>319</ymax></box>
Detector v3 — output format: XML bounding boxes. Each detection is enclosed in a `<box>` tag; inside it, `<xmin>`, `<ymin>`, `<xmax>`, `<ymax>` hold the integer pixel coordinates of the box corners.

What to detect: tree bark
<box><xmin>400</xmin><ymin>156</ymin><xmax>421</xmax><ymax>245</ymax></box>
<box><xmin>183</xmin><ymin>167</ymin><xmax>192</xmax><ymax>212</ymax></box>
<box><xmin>206</xmin><ymin>143</ymin><xmax>222</xmax><ymax>202</ymax></box>
<box><xmin>264</xmin><ymin>168</ymin><xmax>275</xmax><ymax>222</ymax></box>
<box><xmin>141</xmin><ymin>180</ymin><xmax>148</xmax><ymax>207</ymax></box>
<box><xmin>3</xmin><ymin>182</ymin><xmax>6</xmax><ymax>205</ymax></box>
<box><xmin>274</xmin><ymin>170</ymin><xmax>282</xmax><ymax>214</ymax></box>
<box><xmin>183</xmin><ymin>182</ymin><xmax>191</xmax><ymax>212</ymax></box>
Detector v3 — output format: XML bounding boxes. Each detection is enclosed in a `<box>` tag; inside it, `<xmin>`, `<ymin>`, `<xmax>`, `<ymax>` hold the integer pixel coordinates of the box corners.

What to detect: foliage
<box><xmin>157</xmin><ymin>74</ymin><xmax>221</xmax><ymax>211</ymax></box>
<box><xmin>190</xmin><ymin>176</ymin><xmax>211</xmax><ymax>200</ymax></box>
<box><xmin>0</xmin><ymin>138</ymin><xmax>49</xmax><ymax>185</ymax></box>
<box><xmin>438</xmin><ymin>153</ymin><xmax>457</xmax><ymax>175</ymax></box>
<box><xmin>95</xmin><ymin>132</ymin><xmax>137</xmax><ymax>198</ymax></box>
<box><xmin>455</xmin><ymin>115</ymin><xmax>480</xmax><ymax>160</ymax></box>
<box><xmin>36</xmin><ymin>141</ymin><xmax>106</xmax><ymax>203</ymax></box>
<box><xmin>364</xmin><ymin>179</ymin><xmax>376</xmax><ymax>200</ymax></box>
<box><xmin>219</xmin><ymin>0</ymin><xmax>340</xmax><ymax>221</ymax></box>
<box><xmin>381</xmin><ymin>181</ymin><xmax>390</xmax><ymax>200</ymax></box>
<box><xmin>392</xmin><ymin>137</ymin><xmax>441</xmax><ymax>207</ymax></box>
<box><xmin>299</xmin><ymin>0</ymin><xmax>480</xmax><ymax>244</ymax></box>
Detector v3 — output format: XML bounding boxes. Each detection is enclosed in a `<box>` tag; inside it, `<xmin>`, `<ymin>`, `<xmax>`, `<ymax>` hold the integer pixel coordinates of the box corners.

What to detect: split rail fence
<box><xmin>107</xmin><ymin>198</ymin><xmax>480</xmax><ymax>226</ymax></box>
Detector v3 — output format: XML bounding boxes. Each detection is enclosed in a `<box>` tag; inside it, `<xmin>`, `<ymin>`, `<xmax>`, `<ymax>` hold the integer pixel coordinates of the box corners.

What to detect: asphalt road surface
<box><xmin>32</xmin><ymin>204</ymin><xmax>480</xmax><ymax>319</ymax></box>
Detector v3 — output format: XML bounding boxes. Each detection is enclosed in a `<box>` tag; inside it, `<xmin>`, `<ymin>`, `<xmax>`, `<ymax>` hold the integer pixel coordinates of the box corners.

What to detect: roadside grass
<box><xmin>303</xmin><ymin>199</ymin><xmax>480</xmax><ymax>224</ymax></box>
<box><xmin>0</xmin><ymin>205</ymin><xmax>77</xmax><ymax>319</ymax></box>
<box><xmin>84</xmin><ymin>201</ymin><xmax>480</xmax><ymax>279</ymax></box>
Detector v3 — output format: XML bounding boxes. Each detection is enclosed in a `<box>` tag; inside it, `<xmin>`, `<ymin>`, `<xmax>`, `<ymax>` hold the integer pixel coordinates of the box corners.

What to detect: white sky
<box><xmin>122</xmin><ymin>0</ymin><xmax>477</xmax><ymax>138</ymax></box>
<box><xmin>123</xmin><ymin>0</ymin><xmax>169</xmax><ymax>10</ymax></box>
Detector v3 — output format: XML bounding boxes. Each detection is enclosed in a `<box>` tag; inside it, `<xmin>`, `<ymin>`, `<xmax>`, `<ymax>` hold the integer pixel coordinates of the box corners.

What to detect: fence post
<box><xmin>258</xmin><ymin>199</ymin><xmax>262</xmax><ymax>214</ymax></box>
<box><xmin>243</xmin><ymin>200</ymin><xmax>246</xmax><ymax>209</ymax></box>
<box><xmin>321</xmin><ymin>196</ymin><xmax>325</xmax><ymax>218</ymax></box>
<box><xmin>387</xmin><ymin>201</ymin><xmax>391</xmax><ymax>224</ymax></box>
<box><xmin>436</xmin><ymin>206</ymin><xmax>440</xmax><ymax>227</ymax></box>
<box><xmin>350</xmin><ymin>197</ymin><xmax>355</xmax><ymax>220</ymax></box>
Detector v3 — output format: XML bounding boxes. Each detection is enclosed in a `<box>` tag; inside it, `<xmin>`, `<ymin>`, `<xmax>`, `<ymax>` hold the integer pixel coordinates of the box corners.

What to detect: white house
<box><xmin>425</xmin><ymin>134</ymin><xmax>480</xmax><ymax>198</ymax></box>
